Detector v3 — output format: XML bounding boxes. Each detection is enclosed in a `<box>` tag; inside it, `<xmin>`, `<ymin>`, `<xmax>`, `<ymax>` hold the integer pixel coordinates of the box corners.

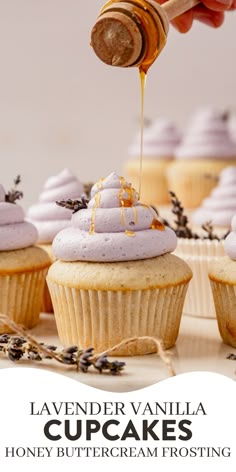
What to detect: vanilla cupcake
<box><xmin>167</xmin><ymin>108</ymin><xmax>236</xmax><ymax>209</ymax></box>
<box><xmin>0</xmin><ymin>183</ymin><xmax>50</xmax><ymax>333</ymax></box>
<box><xmin>209</xmin><ymin>216</ymin><xmax>236</xmax><ymax>347</ymax></box>
<box><xmin>125</xmin><ymin>118</ymin><xmax>180</xmax><ymax>205</ymax></box>
<box><xmin>47</xmin><ymin>172</ymin><xmax>192</xmax><ymax>355</ymax></box>
<box><xmin>27</xmin><ymin>168</ymin><xmax>84</xmax><ymax>312</ymax></box>
<box><xmin>192</xmin><ymin>166</ymin><xmax>236</xmax><ymax>234</ymax></box>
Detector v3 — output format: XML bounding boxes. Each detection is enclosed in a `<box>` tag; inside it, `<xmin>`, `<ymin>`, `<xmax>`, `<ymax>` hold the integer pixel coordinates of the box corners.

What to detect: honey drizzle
<box><xmin>139</xmin><ymin>203</ymin><xmax>165</xmax><ymax>231</ymax></box>
<box><xmin>89</xmin><ymin>191</ymin><xmax>101</xmax><ymax>235</ymax></box>
<box><xmin>138</xmin><ymin>69</ymin><xmax>146</xmax><ymax>199</ymax></box>
<box><xmin>118</xmin><ymin>178</ymin><xmax>136</xmax><ymax>237</ymax></box>
<box><xmin>97</xmin><ymin>177</ymin><xmax>104</xmax><ymax>190</ymax></box>
<box><xmin>150</xmin><ymin>218</ymin><xmax>165</xmax><ymax>231</ymax></box>
<box><xmin>125</xmin><ymin>230</ymin><xmax>135</xmax><ymax>237</ymax></box>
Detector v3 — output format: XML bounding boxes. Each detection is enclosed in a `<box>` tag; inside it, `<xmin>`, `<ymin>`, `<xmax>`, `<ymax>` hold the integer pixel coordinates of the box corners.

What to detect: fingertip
<box><xmin>171</xmin><ymin>11</ymin><xmax>194</xmax><ymax>33</ymax></box>
<box><xmin>194</xmin><ymin>10</ymin><xmax>225</xmax><ymax>27</ymax></box>
<box><xmin>213</xmin><ymin>11</ymin><xmax>225</xmax><ymax>26</ymax></box>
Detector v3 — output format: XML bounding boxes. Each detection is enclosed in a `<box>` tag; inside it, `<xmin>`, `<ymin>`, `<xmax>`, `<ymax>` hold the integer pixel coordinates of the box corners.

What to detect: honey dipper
<box><xmin>91</xmin><ymin>0</ymin><xmax>200</xmax><ymax>72</ymax></box>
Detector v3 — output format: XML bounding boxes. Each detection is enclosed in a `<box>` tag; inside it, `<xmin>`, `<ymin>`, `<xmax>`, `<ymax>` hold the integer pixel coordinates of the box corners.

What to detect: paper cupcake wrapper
<box><xmin>167</xmin><ymin>173</ymin><xmax>215</xmax><ymax>208</ymax></box>
<box><xmin>41</xmin><ymin>284</ymin><xmax>54</xmax><ymax>313</ymax></box>
<box><xmin>38</xmin><ymin>245</ymin><xmax>54</xmax><ymax>314</ymax></box>
<box><xmin>125</xmin><ymin>159</ymin><xmax>172</xmax><ymax>205</ymax></box>
<box><xmin>0</xmin><ymin>268</ymin><xmax>48</xmax><ymax>333</ymax></box>
<box><xmin>47</xmin><ymin>281</ymin><xmax>189</xmax><ymax>355</ymax></box>
<box><xmin>167</xmin><ymin>161</ymin><xmax>234</xmax><ymax>208</ymax></box>
<box><xmin>210</xmin><ymin>279</ymin><xmax>236</xmax><ymax>348</ymax></box>
<box><xmin>174</xmin><ymin>239</ymin><xmax>225</xmax><ymax>319</ymax></box>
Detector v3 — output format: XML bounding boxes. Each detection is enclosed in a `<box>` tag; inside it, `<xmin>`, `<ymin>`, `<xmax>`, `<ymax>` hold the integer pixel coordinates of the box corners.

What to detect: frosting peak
<box><xmin>192</xmin><ymin>166</ymin><xmax>236</xmax><ymax>227</ymax></box>
<box><xmin>175</xmin><ymin>108</ymin><xmax>236</xmax><ymax>160</ymax></box>
<box><xmin>128</xmin><ymin>118</ymin><xmax>181</xmax><ymax>159</ymax></box>
<box><xmin>224</xmin><ymin>215</ymin><xmax>236</xmax><ymax>260</ymax></box>
<box><xmin>53</xmin><ymin>172</ymin><xmax>177</xmax><ymax>262</ymax></box>
<box><xmin>0</xmin><ymin>184</ymin><xmax>37</xmax><ymax>251</ymax></box>
<box><xmin>0</xmin><ymin>184</ymin><xmax>6</xmax><ymax>202</ymax></box>
<box><xmin>27</xmin><ymin>169</ymin><xmax>84</xmax><ymax>244</ymax></box>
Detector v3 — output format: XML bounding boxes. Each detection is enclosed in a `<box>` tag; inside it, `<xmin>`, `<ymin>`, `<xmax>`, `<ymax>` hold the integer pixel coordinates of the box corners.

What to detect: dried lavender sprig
<box><xmin>56</xmin><ymin>196</ymin><xmax>89</xmax><ymax>213</ymax></box>
<box><xmin>166</xmin><ymin>191</ymin><xmax>230</xmax><ymax>241</ymax></box>
<box><xmin>0</xmin><ymin>315</ymin><xmax>125</xmax><ymax>375</ymax></box>
<box><xmin>0</xmin><ymin>315</ymin><xmax>176</xmax><ymax>377</ymax></box>
<box><xmin>201</xmin><ymin>221</ymin><xmax>220</xmax><ymax>241</ymax></box>
<box><xmin>5</xmin><ymin>175</ymin><xmax>23</xmax><ymax>204</ymax></box>
<box><xmin>226</xmin><ymin>353</ymin><xmax>236</xmax><ymax>361</ymax></box>
<box><xmin>169</xmin><ymin>191</ymin><xmax>199</xmax><ymax>239</ymax></box>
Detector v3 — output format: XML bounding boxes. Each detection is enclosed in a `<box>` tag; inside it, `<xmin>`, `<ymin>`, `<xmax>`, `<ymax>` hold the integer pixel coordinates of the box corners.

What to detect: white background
<box><xmin>0</xmin><ymin>0</ymin><xmax>235</xmax><ymax>207</ymax></box>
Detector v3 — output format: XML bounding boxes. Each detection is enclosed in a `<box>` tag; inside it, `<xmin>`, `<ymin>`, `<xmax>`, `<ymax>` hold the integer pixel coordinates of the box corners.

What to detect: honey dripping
<box><xmin>91</xmin><ymin>1</ymin><xmax>168</xmax><ymax>199</ymax></box>
<box><xmin>138</xmin><ymin>69</ymin><xmax>146</xmax><ymax>199</ymax></box>
<box><xmin>89</xmin><ymin>191</ymin><xmax>101</xmax><ymax>235</ymax></box>
<box><xmin>119</xmin><ymin>182</ymin><xmax>137</xmax><ymax>237</ymax></box>
<box><xmin>133</xmin><ymin>0</ymin><xmax>167</xmax><ymax>200</ymax></box>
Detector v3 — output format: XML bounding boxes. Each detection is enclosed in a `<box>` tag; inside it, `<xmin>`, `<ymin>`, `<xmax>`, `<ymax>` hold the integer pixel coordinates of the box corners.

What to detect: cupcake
<box><xmin>27</xmin><ymin>168</ymin><xmax>84</xmax><ymax>312</ymax></box>
<box><xmin>125</xmin><ymin>118</ymin><xmax>180</xmax><ymax>205</ymax></box>
<box><xmin>0</xmin><ymin>182</ymin><xmax>50</xmax><ymax>333</ymax></box>
<box><xmin>168</xmin><ymin>191</ymin><xmax>225</xmax><ymax>319</ymax></box>
<box><xmin>47</xmin><ymin>172</ymin><xmax>192</xmax><ymax>355</ymax></box>
<box><xmin>166</xmin><ymin>108</ymin><xmax>236</xmax><ymax>209</ymax></box>
<box><xmin>192</xmin><ymin>166</ymin><xmax>236</xmax><ymax>232</ymax></box>
<box><xmin>209</xmin><ymin>216</ymin><xmax>236</xmax><ymax>347</ymax></box>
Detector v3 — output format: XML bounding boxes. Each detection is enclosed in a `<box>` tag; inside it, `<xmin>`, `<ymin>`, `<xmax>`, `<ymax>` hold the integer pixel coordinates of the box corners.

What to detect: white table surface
<box><xmin>0</xmin><ymin>312</ymin><xmax>235</xmax><ymax>392</ymax></box>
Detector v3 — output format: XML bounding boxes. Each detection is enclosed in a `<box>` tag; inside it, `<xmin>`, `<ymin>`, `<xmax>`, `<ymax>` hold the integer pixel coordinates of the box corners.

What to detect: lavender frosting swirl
<box><xmin>175</xmin><ymin>108</ymin><xmax>236</xmax><ymax>160</ymax></box>
<box><xmin>128</xmin><ymin>118</ymin><xmax>181</xmax><ymax>159</ymax></box>
<box><xmin>192</xmin><ymin>166</ymin><xmax>236</xmax><ymax>227</ymax></box>
<box><xmin>27</xmin><ymin>169</ymin><xmax>84</xmax><ymax>244</ymax></box>
<box><xmin>224</xmin><ymin>215</ymin><xmax>236</xmax><ymax>260</ymax></box>
<box><xmin>53</xmin><ymin>172</ymin><xmax>177</xmax><ymax>262</ymax></box>
<box><xmin>0</xmin><ymin>184</ymin><xmax>37</xmax><ymax>251</ymax></box>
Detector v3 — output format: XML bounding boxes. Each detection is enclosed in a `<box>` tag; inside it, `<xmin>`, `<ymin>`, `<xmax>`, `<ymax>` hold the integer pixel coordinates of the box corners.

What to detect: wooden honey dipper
<box><xmin>91</xmin><ymin>0</ymin><xmax>200</xmax><ymax>72</ymax></box>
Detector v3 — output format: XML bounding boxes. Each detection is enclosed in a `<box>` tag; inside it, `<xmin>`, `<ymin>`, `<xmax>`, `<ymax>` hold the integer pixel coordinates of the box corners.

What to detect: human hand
<box><xmin>158</xmin><ymin>0</ymin><xmax>236</xmax><ymax>33</ymax></box>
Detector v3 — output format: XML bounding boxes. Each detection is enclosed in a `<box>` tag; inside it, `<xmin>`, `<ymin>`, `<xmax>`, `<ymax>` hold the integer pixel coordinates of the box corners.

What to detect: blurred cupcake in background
<box><xmin>166</xmin><ymin>108</ymin><xmax>236</xmax><ymax>209</ymax></box>
<box><xmin>125</xmin><ymin>118</ymin><xmax>181</xmax><ymax>205</ymax></box>
<box><xmin>27</xmin><ymin>168</ymin><xmax>84</xmax><ymax>312</ymax></box>
<box><xmin>192</xmin><ymin>166</ymin><xmax>236</xmax><ymax>233</ymax></box>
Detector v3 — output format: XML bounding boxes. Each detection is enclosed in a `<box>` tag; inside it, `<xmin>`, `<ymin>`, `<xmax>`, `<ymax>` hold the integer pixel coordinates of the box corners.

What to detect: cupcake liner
<box><xmin>125</xmin><ymin>159</ymin><xmax>172</xmax><ymax>205</ymax></box>
<box><xmin>47</xmin><ymin>280</ymin><xmax>189</xmax><ymax>355</ymax></box>
<box><xmin>174</xmin><ymin>239</ymin><xmax>225</xmax><ymax>319</ymax></box>
<box><xmin>166</xmin><ymin>160</ymin><xmax>235</xmax><ymax>208</ymax></box>
<box><xmin>38</xmin><ymin>244</ymin><xmax>55</xmax><ymax>313</ymax></box>
<box><xmin>41</xmin><ymin>284</ymin><xmax>54</xmax><ymax>313</ymax></box>
<box><xmin>210</xmin><ymin>279</ymin><xmax>236</xmax><ymax>348</ymax></box>
<box><xmin>0</xmin><ymin>268</ymin><xmax>48</xmax><ymax>333</ymax></box>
